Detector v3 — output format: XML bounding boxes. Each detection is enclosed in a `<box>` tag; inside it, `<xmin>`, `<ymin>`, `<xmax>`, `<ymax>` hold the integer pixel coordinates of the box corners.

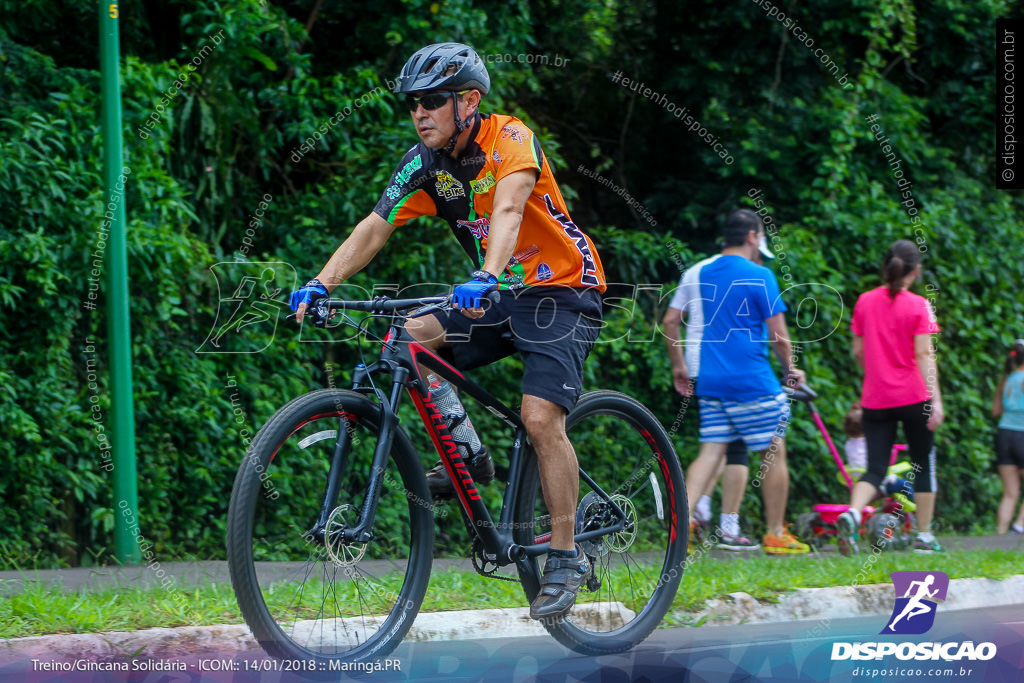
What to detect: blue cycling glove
<box><xmin>452</xmin><ymin>270</ymin><xmax>498</xmax><ymax>308</ymax></box>
<box><xmin>289</xmin><ymin>278</ymin><xmax>328</xmax><ymax>311</ymax></box>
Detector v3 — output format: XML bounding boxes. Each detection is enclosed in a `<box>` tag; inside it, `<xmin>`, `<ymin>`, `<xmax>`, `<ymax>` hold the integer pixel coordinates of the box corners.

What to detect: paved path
<box><xmin>1</xmin><ymin>534</ymin><xmax>1020</xmax><ymax>594</ymax></box>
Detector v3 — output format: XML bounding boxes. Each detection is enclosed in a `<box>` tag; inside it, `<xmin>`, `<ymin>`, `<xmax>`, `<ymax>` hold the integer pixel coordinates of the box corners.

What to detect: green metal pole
<box><xmin>99</xmin><ymin>0</ymin><xmax>139</xmax><ymax>564</ymax></box>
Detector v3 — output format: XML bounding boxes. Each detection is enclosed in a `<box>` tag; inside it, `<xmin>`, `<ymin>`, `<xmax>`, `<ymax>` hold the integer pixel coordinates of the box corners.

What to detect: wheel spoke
<box><xmin>227</xmin><ymin>390</ymin><xmax>432</xmax><ymax>663</ymax></box>
<box><xmin>513</xmin><ymin>392</ymin><xmax>686</xmax><ymax>654</ymax></box>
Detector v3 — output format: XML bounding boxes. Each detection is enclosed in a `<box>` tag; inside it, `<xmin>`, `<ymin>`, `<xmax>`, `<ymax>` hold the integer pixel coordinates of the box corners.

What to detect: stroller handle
<box><xmin>783</xmin><ymin>382</ymin><xmax>819</xmax><ymax>403</ymax></box>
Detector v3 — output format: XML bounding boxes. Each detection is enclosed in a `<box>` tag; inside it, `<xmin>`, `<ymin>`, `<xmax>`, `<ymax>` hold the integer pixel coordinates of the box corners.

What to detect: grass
<box><xmin>1</xmin><ymin>548</ymin><xmax>1020</xmax><ymax>639</ymax></box>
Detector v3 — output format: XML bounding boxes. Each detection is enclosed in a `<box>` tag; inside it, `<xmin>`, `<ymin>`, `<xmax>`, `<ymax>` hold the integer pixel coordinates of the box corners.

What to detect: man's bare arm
<box><xmin>480</xmin><ymin>169</ymin><xmax>536</xmax><ymax>279</ymax></box>
<box><xmin>295</xmin><ymin>212</ymin><xmax>396</xmax><ymax>321</ymax></box>
<box><xmin>662</xmin><ymin>306</ymin><xmax>693</xmax><ymax>395</ymax></box>
<box><xmin>766</xmin><ymin>313</ymin><xmax>806</xmax><ymax>387</ymax></box>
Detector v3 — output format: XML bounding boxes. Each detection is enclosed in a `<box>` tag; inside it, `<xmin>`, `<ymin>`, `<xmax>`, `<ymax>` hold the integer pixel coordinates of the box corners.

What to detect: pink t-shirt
<box><xmin>851</xmin><ymin>286</ymin><xmax>940</xmax><ymax>409</ymax></box>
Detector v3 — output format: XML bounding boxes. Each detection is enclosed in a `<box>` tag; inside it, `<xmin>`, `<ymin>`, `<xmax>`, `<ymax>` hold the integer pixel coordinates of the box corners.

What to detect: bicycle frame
<box><xmin>306</xmin><ymin>298</ymin><xmax>631</xmax><ymax>568</ymax></box>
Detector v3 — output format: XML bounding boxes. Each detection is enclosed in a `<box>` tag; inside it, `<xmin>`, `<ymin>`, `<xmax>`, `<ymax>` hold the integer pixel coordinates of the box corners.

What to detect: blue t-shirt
<box><xmin>1000</xmin><ymin>370</ymin><xmax>1024</xmax><ymax>432</ymax></box>
<box><xmin>669</xmin><ymin>254</ymin><xmax>787</xmax><ymax>401</ymax></box>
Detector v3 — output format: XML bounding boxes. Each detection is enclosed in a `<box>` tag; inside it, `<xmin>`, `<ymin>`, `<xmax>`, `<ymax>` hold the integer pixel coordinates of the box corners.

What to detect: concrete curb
<box><xmin>683</xmin><ymin>574</ymin><xmax>1024</xmax><ymax>627</ymax></box>
<box><xmin>3</xmin><ymin>575</ymin><xmax>1021</xmax><ymax>660</ymax></box>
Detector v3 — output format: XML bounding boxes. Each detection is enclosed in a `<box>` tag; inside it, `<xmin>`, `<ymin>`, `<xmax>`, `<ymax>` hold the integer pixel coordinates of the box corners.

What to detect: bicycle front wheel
<box><xmin>514</xmin><ymin>390</ymin><xmax>688</xmax><ymax>654</ymax></box>
<box><xmin>226</xmin><ymin>389</ymin><xmax>433</xmax><ymax>663</ymax></box>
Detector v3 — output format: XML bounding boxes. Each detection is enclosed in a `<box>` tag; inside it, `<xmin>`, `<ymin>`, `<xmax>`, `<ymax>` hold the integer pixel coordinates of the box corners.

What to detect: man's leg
<box><xmin>720</xmin><ymin>438</ymin><xmax>750</xmax><ymax>526</ymax></box>
<box><xmin>687</xmin><ymin>442</ymin><xmax>729</xmax><ymax>517</ymax></box>
<box><xmin>521</xmin><ymin>394</ymin><xmax>576</xmax><ymax>550</ymax></box>
<box><xmin>720</xmin><ymin>464</ymin><xmax>749</xmax><ymax>518</ymax></box>
<box><xmin>404</xmin><ymin>312</ymin><xmax>500</xmax><ymax>496</ymax></box>
<box><xmin>759</xmin><ymin>436</ymin><xmax>788</xmax><ymax>537</ymax></box>
<box><xmin>524</xmin><ymin>393</ymin><xmax>596</xmax><ymax>621</ymax></box>
<box><xmin>403</xmin><ymin>314</ymin><xmax>448</xmax><ymax>350</ymax></box>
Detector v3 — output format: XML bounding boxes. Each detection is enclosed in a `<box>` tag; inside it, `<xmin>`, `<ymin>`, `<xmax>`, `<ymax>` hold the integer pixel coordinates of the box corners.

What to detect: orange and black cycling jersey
<box><xmin>372</xmin><ymin>113</ymin><xmax>606</xmax><ymax>293</ymax></box>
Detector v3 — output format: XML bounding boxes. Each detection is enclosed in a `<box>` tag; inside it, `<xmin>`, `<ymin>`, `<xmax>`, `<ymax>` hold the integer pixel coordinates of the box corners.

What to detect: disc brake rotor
<box><xmin>605</xmin><ymin>494</ymin><xmax>638</xmax><ymax>553</ymax></box>
<box><xmin>324</xmin><ymin>504</ymin><xmax>367</xmax><ymax>567</ymax></box>
<box><xmin>576</xmin><ymin>492</ymin><xmax>638</xmax><ymax>556</ymax></box>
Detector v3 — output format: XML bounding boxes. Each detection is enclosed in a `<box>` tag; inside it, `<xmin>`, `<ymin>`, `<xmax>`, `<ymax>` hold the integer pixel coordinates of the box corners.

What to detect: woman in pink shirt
<box><xmin>837</xmin><ymin>240</ymin><xmax>945</xmax><ymax>553</ymax></box>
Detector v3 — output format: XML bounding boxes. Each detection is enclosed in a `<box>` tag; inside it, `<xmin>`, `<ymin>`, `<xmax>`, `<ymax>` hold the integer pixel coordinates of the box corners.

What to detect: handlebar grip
<box><xmin>797</xmin><ymin>383</ymin><xmax>818</xmax><ymax>400</ymax></box>
<box><xmin>486</xmin><ymin>289</ymin><xmax>501</xmax><ymax>305</ymax></box>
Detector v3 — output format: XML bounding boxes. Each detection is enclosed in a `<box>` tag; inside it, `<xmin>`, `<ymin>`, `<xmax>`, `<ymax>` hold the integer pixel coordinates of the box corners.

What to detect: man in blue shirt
<box><xmin>664</xmin><ymin>209</ymin><xmax>808</xmax><ymax>554</ymax></box>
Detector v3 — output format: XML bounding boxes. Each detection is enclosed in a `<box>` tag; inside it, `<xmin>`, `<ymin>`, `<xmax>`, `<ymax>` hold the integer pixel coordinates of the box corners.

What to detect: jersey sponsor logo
<box><xmin>395</xmin><ymin>154</ymin><xmax>423</xmax><ymax>186</ymax></box>
<box><xmin>502</xmin><ymin>273</ymin><xmax>525</xmax><ymax>288</ymax></box>
<box><xmin>536</xmin><ymin>262</ymin><xmax>553</xmax><ymax>281</ymax></box>
<box><xmin>509</xmin><ymin>245</ymin><xmax>540</xmax><ymax>265</ymax></box>
<box><xmin>500</xmin><ymin>124</ymin><xmax>527</xmax><ymax>145</ymax></box>
<box><xmin>543</xmin><ymin>194</ymin><xmax>600</xmax><ymax>287</ymax></box>
<box><xmin>470</xmin><ymin>171</ymin><xmax>496</xmax><ymax>195</ymax></box>
<box><xmin>435</xmin><ymin>170</ymin><xmax>465</xmax><ymax>201</ymax></box>
<box><xmin>385</xmin><ymin>184</ymin><xmax>402</xmax><ymax>200</ymax></box>
<box><xmin>457</xmin><ymin>217</ymin><xmax>490</xmax><ymax>239</ymax></box>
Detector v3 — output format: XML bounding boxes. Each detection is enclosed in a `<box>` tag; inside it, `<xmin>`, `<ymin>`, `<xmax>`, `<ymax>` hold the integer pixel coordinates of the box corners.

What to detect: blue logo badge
<box><xmin>882</xmin><ymin>571</ymin><xmax>949</xmax><ymax>635</ymax></box>
<box><xmin>536</xmin><ymin>263</ymin><xmax>553</xmax><ymax>281</ymax></box>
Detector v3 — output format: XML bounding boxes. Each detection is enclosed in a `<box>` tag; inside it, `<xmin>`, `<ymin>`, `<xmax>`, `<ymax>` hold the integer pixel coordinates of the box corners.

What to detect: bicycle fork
<box><xmin>308</xmin><ymin>367</ymin><xmax>411</xmax><ymax>546</ymax></box>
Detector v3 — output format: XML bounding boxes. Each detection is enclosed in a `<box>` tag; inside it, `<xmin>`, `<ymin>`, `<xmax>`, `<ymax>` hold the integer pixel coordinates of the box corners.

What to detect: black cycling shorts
<box><xmin>996</xmin><ymin>428</ymin><xmax>1024</xmax><ymax>468</ymax></box>
<box><xmin>430</xmin><ymin>286</ymin><xmax>603</xmax><ymax>413</ymax></box>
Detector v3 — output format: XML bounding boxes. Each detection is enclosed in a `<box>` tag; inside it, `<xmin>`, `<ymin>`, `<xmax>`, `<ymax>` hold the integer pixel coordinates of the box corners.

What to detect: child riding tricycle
<box><xmin>789</xmin><ymin>384</ymin><xmax>917</xmax><ymax>554</ymax></box>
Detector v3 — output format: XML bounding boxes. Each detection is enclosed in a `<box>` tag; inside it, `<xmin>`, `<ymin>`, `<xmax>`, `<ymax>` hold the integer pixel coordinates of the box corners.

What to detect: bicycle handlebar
<box><xmin>296</xmin><ymin>290</ymin><xmax>501</xmax><ymax>328</ymax></box>
<box><xmin>321</xmin><ymin>295</ymin><xmax>452</xmax><ymax>314</ymax></box>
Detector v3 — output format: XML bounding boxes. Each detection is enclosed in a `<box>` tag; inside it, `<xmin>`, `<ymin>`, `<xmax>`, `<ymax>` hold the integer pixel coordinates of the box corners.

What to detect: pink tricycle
<box><xmin>788</xmin><ymin>384</ymin><xmax>917</xmax><ymax>552</ymax></box>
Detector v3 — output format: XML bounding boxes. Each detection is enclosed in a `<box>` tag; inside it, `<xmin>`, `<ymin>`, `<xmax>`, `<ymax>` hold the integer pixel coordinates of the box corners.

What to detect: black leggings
<box><xmin>861</xmin><ymin>401</ymin><xmax>937</xmax><ymax>493</ymax></box>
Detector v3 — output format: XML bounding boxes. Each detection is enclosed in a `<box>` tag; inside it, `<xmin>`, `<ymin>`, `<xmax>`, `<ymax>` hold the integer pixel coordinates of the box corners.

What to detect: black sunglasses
<box><xmin>405</xmin><ymin>90</ymin><xmax>469</xmax><ymax>112</ymax></box>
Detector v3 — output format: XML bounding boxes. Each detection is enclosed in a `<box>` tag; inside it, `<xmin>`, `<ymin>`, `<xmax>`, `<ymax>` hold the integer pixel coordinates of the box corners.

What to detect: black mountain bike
<box><xmin>226</xmin><ymin>294</ymin><xmax>687</xmax><ymax>664</ymax></box>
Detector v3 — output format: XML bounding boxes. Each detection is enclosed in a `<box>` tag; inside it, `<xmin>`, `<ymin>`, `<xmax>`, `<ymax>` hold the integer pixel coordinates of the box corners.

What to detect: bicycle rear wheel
<box><xmin>226</xmin><ymin>389</ymin><xmax>433</xmax><ymax>663</ymax></box>
<box><xmin>513</xmin><ymin>390</ymin><xmax>687</xmax><ymax>654</ymax></box>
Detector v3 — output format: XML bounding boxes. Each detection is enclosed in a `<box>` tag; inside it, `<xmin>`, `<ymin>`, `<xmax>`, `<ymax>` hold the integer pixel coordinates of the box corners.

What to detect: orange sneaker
<box><xmin>688</xmin><ymin>518</ymin><xmax>712</xmax><ymax>552</ymax></box>
<box><xmin>762</xmin><ymin>529</ymin><xmax>810</xmax><ymax>555</ymax></box>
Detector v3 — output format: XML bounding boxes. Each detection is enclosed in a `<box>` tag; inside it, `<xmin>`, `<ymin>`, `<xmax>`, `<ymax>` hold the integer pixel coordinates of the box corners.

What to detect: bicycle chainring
<box><xmin>470</xmin><ymin>537</ymin><xmax>520</xmax><ymax>583</ymax></box>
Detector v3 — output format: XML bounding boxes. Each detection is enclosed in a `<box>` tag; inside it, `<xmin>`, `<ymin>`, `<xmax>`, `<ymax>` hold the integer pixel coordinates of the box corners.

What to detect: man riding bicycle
<box><xmin>290</xmin><ymin>42</ymin><xmax>606</xmax><ymax>620</ymax></box>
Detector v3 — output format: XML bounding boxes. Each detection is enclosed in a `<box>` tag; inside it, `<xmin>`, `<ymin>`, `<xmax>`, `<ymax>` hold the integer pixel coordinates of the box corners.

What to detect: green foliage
<box><xmin>0</xmin><ymin>0</ymin><xmax>1021</xmax><ymax>568</ymax></box>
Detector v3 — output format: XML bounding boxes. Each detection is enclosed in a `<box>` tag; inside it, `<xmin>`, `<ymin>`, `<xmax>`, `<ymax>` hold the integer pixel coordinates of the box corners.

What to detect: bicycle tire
<box><xmin>226</xmin><ymin>389</ymin><xmax>433</xmax><ymax>663</ymax></box>
<box><xmin>513</xmin><ymin>390</ymin><xmax>688</xmax><ymax>654</ymax></box>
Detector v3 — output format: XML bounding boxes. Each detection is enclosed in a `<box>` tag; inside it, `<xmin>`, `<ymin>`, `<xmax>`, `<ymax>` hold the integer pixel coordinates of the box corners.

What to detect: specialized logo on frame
<box><xmin>831</xmin><ymin>571</ymin><xmax>996</xmax><ymax>662</ymax></box>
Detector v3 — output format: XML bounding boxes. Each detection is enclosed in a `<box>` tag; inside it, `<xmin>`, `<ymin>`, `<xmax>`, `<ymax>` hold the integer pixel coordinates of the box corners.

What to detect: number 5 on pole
<box><xmin>109</xmin><ymin>3</ymin><xmax>118</xmax><ymax>18</ymax></box>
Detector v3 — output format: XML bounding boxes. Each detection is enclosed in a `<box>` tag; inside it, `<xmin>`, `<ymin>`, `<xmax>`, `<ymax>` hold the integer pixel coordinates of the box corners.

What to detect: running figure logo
<box><xmin>197</xmin><ymin>262</ymin><xmax>293</xmax><ymax>354</ymax></box>
<box><xmin>881</xmin><ymin>571</ymin><xmax>949</xmax><ymax>635</ymax></box>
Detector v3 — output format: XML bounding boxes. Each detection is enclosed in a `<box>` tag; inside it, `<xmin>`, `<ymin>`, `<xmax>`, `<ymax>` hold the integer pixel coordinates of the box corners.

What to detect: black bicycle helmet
<box><xmin>395</xmin><ymin>43</ymin><xmax>490</xmax><ymax>154</ymax></box>
<box><xmin>394</xmin><ymin>42</ymin><xmax>490</xmax><ymax>95</ymax></box>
